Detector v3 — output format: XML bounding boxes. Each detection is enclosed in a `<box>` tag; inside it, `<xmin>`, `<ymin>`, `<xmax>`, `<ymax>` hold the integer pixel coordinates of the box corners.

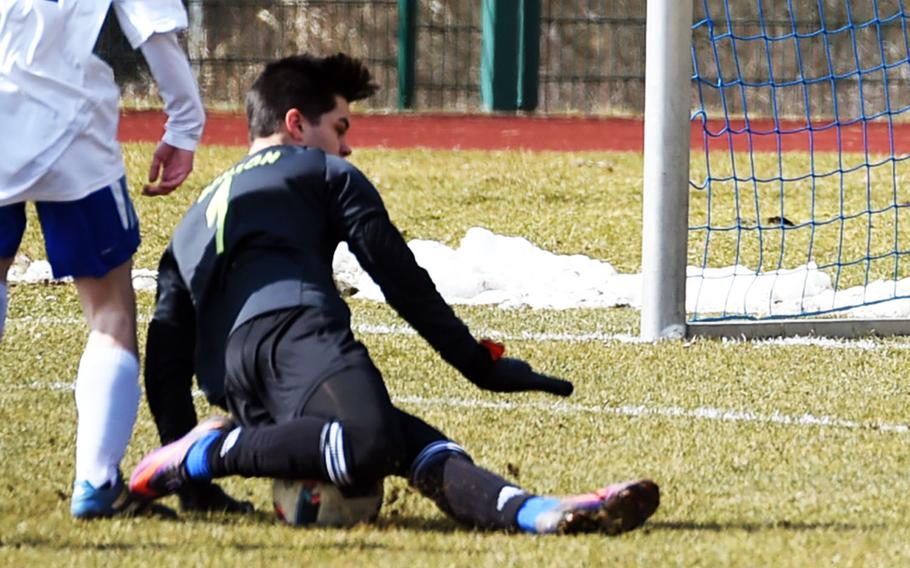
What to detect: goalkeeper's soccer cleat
<box><xmin>533</xmin><ymin>479</ymin><xmax>660</xmax><ymax>535</ymax></box>
<box><xmin>129</xmin><ymin>416</ymin><xmax>233</xmax><ymax>502</ymax></box>
<box><xmin>70</xmin><ymin>471</ymin><xmax>130</xmax><ymax>519</ymax></box>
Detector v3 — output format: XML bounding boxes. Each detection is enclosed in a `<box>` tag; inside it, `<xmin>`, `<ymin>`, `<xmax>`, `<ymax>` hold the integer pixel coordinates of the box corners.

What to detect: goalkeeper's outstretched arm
<box><xmin>329</xmin><ymin>162</ymin><xmax>572</xmax><ymax>396</ymax></box>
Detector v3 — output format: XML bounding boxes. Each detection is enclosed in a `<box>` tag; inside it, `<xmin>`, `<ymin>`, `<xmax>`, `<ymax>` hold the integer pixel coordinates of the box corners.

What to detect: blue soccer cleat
<box><xmin>70</xmin><ymin>471</ymin><xmax>130</xmax><ymax>519</ymax></box>
<box><xmin>533</xmin><ymin>479</ymin><xmax>660</xmax><ymax>535</ymax></box>
<box><xmin>129</xmin><ymin>416</ymin><xmax>233</xmax><ymax>502</ymax></box>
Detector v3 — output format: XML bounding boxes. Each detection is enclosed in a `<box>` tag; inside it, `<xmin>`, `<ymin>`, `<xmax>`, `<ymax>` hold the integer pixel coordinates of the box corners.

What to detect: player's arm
<box><xmin>145</xmin><ymin>245</ymin><xmax>198</xmax><ymax>444</ymax></box>
<box><xmin>138</xmin><ymin>32</ymin><xmax>205</xmax><ymax>195</ymax></box>
<box><xmin>113</xmin><ymin>0</ymin><xmax>205</xmax><ymax>195</ymax></box>
<box><xmin>328</xmin><ymin>161</ymin><xmax>572</xmax><ymax>396</ymax></box>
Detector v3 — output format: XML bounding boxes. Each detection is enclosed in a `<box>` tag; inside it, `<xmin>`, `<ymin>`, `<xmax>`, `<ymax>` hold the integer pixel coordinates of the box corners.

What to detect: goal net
<box><xmin>642</xmin><ymin>0</ymin><xmax>910</xmax><ymax>338</ymax></box>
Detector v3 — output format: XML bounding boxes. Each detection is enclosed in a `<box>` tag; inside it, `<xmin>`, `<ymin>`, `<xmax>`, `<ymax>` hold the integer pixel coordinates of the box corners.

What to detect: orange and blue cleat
<box><xmin>129</xmin><ymin>416</ymin><xmax>233</xmax><ymax>502</ymax></box>
<box><xmin>531</xmin><ymin>479</ymin><xmax>660</xmax><ymax>535</ymax></box>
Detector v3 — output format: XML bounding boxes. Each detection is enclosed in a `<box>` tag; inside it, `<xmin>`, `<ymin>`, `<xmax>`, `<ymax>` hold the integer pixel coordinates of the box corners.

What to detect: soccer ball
<box><xmin>272</xmin><ymin>478</ymin><xmax>383</xmax><ymax>527</ymax></box>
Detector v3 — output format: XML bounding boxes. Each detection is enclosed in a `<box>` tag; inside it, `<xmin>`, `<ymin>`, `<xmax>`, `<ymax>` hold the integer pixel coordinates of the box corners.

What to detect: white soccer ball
<box><xmin>272</xmin><ymin>478</ymin><xmax>383</xmax><ymax>527</ymax></box>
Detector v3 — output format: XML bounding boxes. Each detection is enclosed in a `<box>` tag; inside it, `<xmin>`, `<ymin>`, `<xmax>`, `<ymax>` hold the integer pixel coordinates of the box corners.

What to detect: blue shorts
<box><xmin>0</xmin><ymin>177</ymin><xmax>141</xmax><ymax>279</ymax></box>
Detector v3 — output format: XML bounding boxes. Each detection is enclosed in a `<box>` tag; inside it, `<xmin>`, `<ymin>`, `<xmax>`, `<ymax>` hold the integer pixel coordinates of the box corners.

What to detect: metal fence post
<box><xmin>397</xmin><ymin>0</ymin><xmax>417</xmax><ymax>110</ymax></box>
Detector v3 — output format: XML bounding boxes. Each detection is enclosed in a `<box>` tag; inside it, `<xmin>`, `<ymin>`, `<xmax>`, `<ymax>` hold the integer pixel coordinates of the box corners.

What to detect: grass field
<box><xmin>3</xmin><ymin>144</ymin><xmax>910</xmax><ymax>566</ymax></box>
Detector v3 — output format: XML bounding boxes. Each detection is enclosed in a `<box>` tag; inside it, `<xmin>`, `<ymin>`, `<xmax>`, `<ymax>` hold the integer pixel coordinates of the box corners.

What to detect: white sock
<box><xmin>74</xmin><ymin>337</ymin><xmax>140</xmax><ymax>488</ymax></box>
<box><xmin>0</xmin><ymin>282</ymin><xmax>7</xmax><ymax>342</ymax></box>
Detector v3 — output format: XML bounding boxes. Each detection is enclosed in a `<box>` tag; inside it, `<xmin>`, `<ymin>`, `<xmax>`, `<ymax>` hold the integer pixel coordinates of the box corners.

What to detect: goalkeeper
<box><xmin>131</xmin><ymin>53</ymin><xmax>659</xmax><ymax>535</ymax></box>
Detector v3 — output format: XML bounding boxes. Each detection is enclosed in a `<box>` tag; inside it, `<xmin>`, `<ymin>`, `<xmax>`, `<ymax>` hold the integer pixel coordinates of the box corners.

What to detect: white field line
<box><xmin>9</xmin><ymin>317</ymin><xmax>910</xmax><ymax>350</ymax></box>
<box><xmin>394</xmin><ymin>395</ymin><xmax>910</xmax><ymax>434</ymax></box>
<box><xmin>9</xmin><ymin>381</ymin><xmax>910</xmax><ymax>435</ymax></box>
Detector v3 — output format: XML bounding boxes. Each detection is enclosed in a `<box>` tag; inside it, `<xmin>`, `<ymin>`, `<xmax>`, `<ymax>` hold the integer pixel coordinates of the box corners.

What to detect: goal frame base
<box><xmin>687</xmin><ymin>319</ymin><xmax>910</xmax><ymax>340</ymax></box>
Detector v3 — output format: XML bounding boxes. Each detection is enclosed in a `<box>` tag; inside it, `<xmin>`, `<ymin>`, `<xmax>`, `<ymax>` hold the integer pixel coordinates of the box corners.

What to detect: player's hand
<box><xmin>144</xmin><ymin>141</ymin><xmax>195</xmax><ymax>196</ymax></box>
<box><xmin>177</xmin><ymin>480</ymin><xmax>254</xmax><ymax>514</ymax></box>
<box><xmin>474</xmin><ymin>339</ymin><xmax>574</xmax><ymax>396</ymax></box>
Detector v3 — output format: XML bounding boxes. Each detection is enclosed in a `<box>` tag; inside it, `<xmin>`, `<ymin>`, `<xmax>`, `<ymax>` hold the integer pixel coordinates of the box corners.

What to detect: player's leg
<box><xmin>390</xmin><ymin>409</ymin><xmax>530</xmax><ymax>529</ymax></box>
<box><xmin>157</xmin><ymin>367</ymin><xmax>408</xmax><ymax>491</ymax></box>
<box><xmin>213</xmin><ymin>307</ymin><xmax>413</xmax><ymax>487</ymax></box>
<box><xmin>0</xmin><ymin>202</ymin><xmax>27</xmax><ymax>342</ymax></box>
<box><xmin>36</xmin><ymin>178</ymin><xmax>142</xmax><ymax>518</ymax></box>
<box><xmin>131</xmin><ymin>306</ymin><xmax>421</xmax><ymax>500</ymax></box>
<box><xmin>166</xmin><ymin>364</ymin><xmax>406</xmax><ymax>490</ymax></box>
<box><xmin>399</xmin><ymin>409</ymin><xmax>659</xmax><ymax>535</ymax></box>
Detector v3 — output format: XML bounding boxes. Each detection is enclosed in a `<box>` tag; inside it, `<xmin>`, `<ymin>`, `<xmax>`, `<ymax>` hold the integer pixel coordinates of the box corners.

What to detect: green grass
<box><xmin>4</xmin><ymin>144</ymin><xmax>910</xmax><ymax>565</ymax></box>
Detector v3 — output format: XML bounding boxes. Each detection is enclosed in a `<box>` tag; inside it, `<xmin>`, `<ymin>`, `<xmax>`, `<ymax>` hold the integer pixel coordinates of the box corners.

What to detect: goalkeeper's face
<box><xmin>299</xmin><ymin>96</ymin><xmax>352</xmax><ymax>158</ymax></box>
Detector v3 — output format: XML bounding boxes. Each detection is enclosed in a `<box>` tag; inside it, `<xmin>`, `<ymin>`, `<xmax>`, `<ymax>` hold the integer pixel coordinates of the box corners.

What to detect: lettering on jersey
<box><xmin>205</xmin><ymin>176</ymin><xmax>232</xmax><ymax>254</ymax></box>
<box><xmin>196</xmin><ymin>149</ymin><xmax>283</xmax><ymax>254</ymax></box>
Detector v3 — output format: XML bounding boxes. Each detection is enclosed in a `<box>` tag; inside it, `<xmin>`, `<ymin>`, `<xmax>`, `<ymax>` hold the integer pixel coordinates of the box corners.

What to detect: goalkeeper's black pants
<box><xmin>206</xmin><ymin>306</ymin><xmax>532</xmax><ymax>529</ymax></box>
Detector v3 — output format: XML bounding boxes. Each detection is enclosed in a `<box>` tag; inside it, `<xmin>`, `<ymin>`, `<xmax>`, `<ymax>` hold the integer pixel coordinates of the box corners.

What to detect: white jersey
<box><xmin>0</xmin><ymin>0</ymin><xmax>190</xmax><ymax>204</ymax></box>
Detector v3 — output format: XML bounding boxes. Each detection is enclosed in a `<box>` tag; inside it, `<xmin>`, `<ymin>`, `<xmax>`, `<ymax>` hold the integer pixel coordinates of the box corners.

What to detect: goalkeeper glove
<box><xmin>471</xmin><ymin>339</ymin><xmax>574</xmax><ymax>396</ymax></box>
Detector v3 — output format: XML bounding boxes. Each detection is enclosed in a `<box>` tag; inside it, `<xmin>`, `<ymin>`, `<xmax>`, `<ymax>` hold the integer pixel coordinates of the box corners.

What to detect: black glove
<box><xmin>471</xmin><ymin>340</ymin><xmax>574</xmax><ymax>396</ymax></box>
<box><xmin>177</xmin><ymin>480</ymin><xmax>254</xmax><ymax>514</ymax></box>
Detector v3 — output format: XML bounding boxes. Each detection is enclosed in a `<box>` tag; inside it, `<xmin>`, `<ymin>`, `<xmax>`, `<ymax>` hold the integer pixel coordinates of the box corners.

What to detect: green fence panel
<box><xmin>480</xmin><ymin>0</ymin><xmax>540</xmax><ymax>111</ymax></box>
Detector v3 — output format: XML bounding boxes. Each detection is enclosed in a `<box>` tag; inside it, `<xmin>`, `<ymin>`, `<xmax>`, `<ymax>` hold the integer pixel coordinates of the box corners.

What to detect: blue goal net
<box><xmin>688</xmin><ymin>0</ymin><xmax>910</xmax><ymax>321</ymax></box>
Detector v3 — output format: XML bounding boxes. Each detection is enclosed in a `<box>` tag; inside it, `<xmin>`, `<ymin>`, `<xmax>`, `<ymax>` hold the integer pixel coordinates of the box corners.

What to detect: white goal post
<box><xmin>641</xmin><ymin>0</ymin><xmax>910</xmax><ymax>340</ymax></box>
<box><xmin>641</xmin><ymin>0</ymin><xmax>693</xmax><ymax>341</ymax></box>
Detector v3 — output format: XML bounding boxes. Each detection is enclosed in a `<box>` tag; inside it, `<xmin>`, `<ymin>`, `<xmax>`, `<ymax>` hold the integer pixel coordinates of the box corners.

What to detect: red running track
<box><xmin>119</xmin><ymin>110</ymin><xmax>910</xmax><ymax>154</ymax></box>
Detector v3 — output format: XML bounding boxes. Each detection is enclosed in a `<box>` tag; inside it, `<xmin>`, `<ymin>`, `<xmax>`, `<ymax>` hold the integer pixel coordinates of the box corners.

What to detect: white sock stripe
<box><xmin>329</xmin><ymin>423</ymin><xmax>341</xmax><ymax>485</ymax></box>
<box><xmin>496</xmin><ymin>486</ymin><xmax>527</xmax><ymax>512</ymax></box>
<box><xmin>219</xmin><ymin>427</ymin><xmax>242</xmax><ymax>458</ymax></box>
<box><xmin>321</xmin><ymin>421</ymin><xmax>351</xmax><ymax>487</ymax></box>
<box><xmin>332</xmin><ymin>422</ymin><xmax>352</xmax><ymax>486</ymax></box>
<box><xmin>320</xmin><ymin>423</ymin><xmax>338</xmax><ymax>485</ymax></box>
<box><xmin>329</xmin><ymin>422</ymin><xmax>342</xmax><ymax>485</ymax></box>
<box><xmin>319</xmin><ymin>422</ymin><xmax>329</xmax><ymax>452</ymax></box>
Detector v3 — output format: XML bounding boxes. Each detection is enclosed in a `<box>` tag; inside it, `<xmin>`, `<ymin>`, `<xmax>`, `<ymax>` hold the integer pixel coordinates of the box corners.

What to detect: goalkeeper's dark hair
<box><xmin>245</xmin><ymin>52</ymin><xmax>378</xmax><ymax>140</ymax></box>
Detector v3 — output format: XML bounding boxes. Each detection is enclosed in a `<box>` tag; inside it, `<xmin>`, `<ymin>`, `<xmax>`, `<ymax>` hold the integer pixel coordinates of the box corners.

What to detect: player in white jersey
<box><xmin>0</xmin><ymin>0</ymin><xmax>209</xmax><ymax>518</ymax></box>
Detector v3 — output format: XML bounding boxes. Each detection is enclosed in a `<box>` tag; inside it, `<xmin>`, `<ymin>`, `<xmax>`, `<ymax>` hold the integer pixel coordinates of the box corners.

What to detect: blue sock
<box><xmin>516</xmin><ymin>496</ymin><xmax>561</xmax><ymax>533</ymax></box>
<box><xmin>184</xmin><ymin>431</ymin><xmax>221</xmax><ymax>482</ymax></box>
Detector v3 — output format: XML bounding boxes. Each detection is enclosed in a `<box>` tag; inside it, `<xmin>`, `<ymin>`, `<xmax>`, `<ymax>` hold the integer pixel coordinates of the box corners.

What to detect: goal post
<box><xmin>642</xmin><ymin>0</ymin><xmax>910</xmax><ymax>339</ymax></box>
<box><xmin>641</xmin><ymin>0</ymin><xmax>694</xmax><ymax>340</ymax></box>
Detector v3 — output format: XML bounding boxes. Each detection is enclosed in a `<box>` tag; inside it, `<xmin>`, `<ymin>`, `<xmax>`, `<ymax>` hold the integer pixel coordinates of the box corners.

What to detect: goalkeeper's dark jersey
<box><xmin>146</xmin><ymin>145</ymin><xmax>491</xmax><ymax>441</ymax></box>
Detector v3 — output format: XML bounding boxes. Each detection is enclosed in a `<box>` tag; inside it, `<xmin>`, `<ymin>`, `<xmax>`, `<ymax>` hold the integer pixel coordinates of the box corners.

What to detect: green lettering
<box><xmin>244</xmin><ymin>153</ymin><xmax>263</xmax><ymax>170</ymax></box>
<box><xmin>262</xmin><ymin>150</ymin><xmax>281</xmax><ymax>165</ymax></box>
<box><xmin>205</xmin><ymin>176</ymin><xmax>233</xmax><ymax>254</ymax></box>
<box><xmin>195</xmin><ymin>150</ymin><xmax>283</xmax><ymax>252</ymax></box>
